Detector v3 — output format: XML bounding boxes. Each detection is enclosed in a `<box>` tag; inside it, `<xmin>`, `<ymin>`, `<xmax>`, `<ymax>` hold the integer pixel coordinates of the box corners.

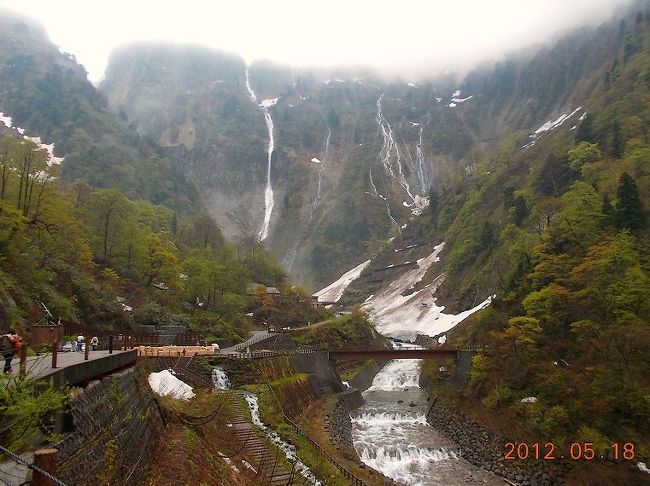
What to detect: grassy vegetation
<box><xmin>147</xmin><ymin>390</ymin><xmax>251</xmax><ymax>486</ymax></box>
<box><xmin>291</xmin><ymin>309</ymin><xmax>389</xmax><ymax>349</ymax></box>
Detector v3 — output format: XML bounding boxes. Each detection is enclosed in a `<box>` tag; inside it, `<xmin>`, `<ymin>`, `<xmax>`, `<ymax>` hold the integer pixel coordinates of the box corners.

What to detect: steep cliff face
<box><xmin>96</xmin><ymin>54</ymin><xmax>510</xmax><ymax>287</ymax></box>
<box><xmin>98</xmin><ymin>11</ymin><xmax>630</xmax><ymax>290</ymax></box>
<box><xmin>0</xmin><ymin>9</ymin><xmax>200</xmax><ymax>212</ymax></box>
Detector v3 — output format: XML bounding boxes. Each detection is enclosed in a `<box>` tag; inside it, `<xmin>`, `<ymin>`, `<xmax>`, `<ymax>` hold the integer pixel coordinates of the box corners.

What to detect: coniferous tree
<box><xmin>512</xmin><ymin>194</ymin><xmax>529</xmax><ymax>227</ymax></box>
<box><xmin>614</xmin><ymin>172</ymin><xmax>647</xmax><ymax>230</ymax></box>
<box><xmin>611</xmin><ymin>121</ymin><xmax>624</xmax><ymax>158</ymax></box>
<box><xmin>575</xmin><ymin>113</ymin><xmax>595</xmax><ymax>144</ymax></box>
<box><xmin>602</xmin><ymin>193</ymin><xmax>613</xmax><ymax>215</ymax></box>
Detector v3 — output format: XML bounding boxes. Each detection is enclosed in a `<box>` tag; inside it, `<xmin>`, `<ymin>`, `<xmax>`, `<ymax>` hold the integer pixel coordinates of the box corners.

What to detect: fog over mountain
<box><xmin>0</xmin><ymin>0</ymin><xmax>634</xmax><ymax>82</ymax></box>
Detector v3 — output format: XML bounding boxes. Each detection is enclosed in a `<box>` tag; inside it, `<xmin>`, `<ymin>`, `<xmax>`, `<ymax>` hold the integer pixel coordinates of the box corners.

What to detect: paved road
<box><xmin>4</xmin><ymin>349</ymin><xmax>132</xmax><ymax>380</ymax></box>
<box><xmin>219</xmin><ymin>330</ymin><xmax>275</xmax><ymax>354</ymax></box>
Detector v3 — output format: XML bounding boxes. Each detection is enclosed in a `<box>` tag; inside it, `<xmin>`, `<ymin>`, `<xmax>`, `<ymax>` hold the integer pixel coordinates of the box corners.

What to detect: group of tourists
<box><xmin>1</xmin><ymin>329</ymin><xmax>22</xmax><ymax>374</ymax></box>
<box><xmin>2</xmin><ymin>330</ymin><xmax>104</xmax><ymax>375</ymax></box>
<box><xmin>75</xmin><ymin>335</ymin><xmax>99</xmax><ymax>351</ymax></box>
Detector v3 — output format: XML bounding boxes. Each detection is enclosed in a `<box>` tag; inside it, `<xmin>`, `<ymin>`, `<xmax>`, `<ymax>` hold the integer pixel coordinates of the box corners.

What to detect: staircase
<box><xmin>216</xmin><ymin>391</ymin><xmax>309</xmax><ymax>486</ymax></box>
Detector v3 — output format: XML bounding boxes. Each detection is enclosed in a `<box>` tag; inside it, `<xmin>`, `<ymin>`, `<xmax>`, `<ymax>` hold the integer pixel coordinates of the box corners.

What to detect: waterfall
<box><xmin>244</xmin><ymin>66</ymin><xmax>276</xmax><ymax>242</ymax></box>
<box><xmin>376</xmin><ymin>94</ymin><xmax>415</xmax><ymax>203</ymax></box>
<box><xmin>366</xmin><ymin>359</ymin><xmax>421</xmax><ymax>391</ymax></box>
<box><xmin>309</xmin><ymin>127</ymin><xmax>331</xmax><ymax>221</ymax></box>
<box><xmin>211</xmin><ymin>367</ymin><xmax>230</xmax><ymax>390</ymax></box>
<box><xmin>415</xmin><ymin>114</ymin><xmax>433</xmax><ymax>194</ymax></box>
<box><xmin>368</xmin><ymin>167</ymin><xmax>398</xmax><ymax>228</ymax></box>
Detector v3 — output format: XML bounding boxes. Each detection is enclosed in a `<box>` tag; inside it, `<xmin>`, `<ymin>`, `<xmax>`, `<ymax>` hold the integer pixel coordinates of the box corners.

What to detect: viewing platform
<box><xmin>6</xmin><ymin>349</ymin><xmax>136</xmax><ymax>387</ymax></box>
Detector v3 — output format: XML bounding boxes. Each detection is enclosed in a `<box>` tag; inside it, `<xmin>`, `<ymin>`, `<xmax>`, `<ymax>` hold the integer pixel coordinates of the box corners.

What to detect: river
<box><xmin>350</xmin><ymin>344</ymin><xmax>502</xmax><ymax>485</ymax></box>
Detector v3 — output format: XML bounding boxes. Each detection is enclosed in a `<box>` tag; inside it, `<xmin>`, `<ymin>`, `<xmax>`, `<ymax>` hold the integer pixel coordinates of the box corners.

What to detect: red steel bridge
<box><xmin>328</xmin><ymin>348</ymin><xmax>459</xmax><ymax>361</ymax></box>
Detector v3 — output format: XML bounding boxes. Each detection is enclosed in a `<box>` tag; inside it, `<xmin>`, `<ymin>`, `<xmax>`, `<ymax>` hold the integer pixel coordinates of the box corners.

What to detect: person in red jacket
<box><xmin>1</xmin><ymin>329</ymin><xmax>22</xmax><ymax>375</ymax></box>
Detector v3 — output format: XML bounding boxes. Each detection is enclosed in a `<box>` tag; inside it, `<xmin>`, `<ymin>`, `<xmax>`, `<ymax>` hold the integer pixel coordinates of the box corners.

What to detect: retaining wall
<box><xmin>347</xmin><ymin>360</ymin><xmax>385</xmax><ymax>392</ymax></box>
<box><xmin>291</xmin><ymin>352</ymin><xmax>345</xmax><ymax>393</ymax></box>
<box><xmin>55</xmin><ymin>367</ymin><xmax>164</xmax><ymax>485</ymax></box>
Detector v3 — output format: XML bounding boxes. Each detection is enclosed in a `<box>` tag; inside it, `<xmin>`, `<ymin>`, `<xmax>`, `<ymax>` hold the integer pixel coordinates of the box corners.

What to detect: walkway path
<box><xmin>5</xmin><ymin>349</ymin><xmax>135</xmax><ymax>385</ymax></box>
<box><xmin>219</xmin><ymin>330</ymin><xmax>276</xmax><ymax>354</ymax></box>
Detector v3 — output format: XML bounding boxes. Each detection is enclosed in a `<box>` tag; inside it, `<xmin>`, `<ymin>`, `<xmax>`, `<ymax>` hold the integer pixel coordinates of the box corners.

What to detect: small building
<box><xmin>266</xmin><ymin>287</ymin><xmax>281</xmax><ymax>297</ymax></box>
<box><xmin>310</xmin><ymin>295</ymin><xmax>322</xmax><ymax>308</ymax></box>
<box><xmin>245</xmin><ymin>283</ymin><xmax>282</xmax><ymax>300</ymax></box>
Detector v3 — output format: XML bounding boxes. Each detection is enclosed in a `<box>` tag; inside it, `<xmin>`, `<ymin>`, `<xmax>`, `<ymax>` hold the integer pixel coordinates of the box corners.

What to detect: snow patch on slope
<box><xmin>315</xmin><ymin>259</ymin><xmax>372</xmax><ymax>303</ymax></box>
<box><xmin>0</xmin><ymin>111</ymin><xmax>64</xmax><ymax>165</ymax></box>
<box><xmin>523</xmin><ymin>107</ymin><xmax>583</xmax><ymax>148</ymax></box>
<box><xmin>148</xmin><ymin>370</ymin><xmax>195</xmax><ymax>400</ymax></box>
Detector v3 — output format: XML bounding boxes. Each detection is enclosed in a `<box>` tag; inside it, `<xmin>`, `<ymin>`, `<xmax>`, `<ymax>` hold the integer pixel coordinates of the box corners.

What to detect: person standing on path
<box><xmin>1</xmin><ymin>329</ymin><xmax>22</xmax><ymax>374</ymax></box>
<box><xmin>76</xmin><ymin>334</ymin><xmax>84</xmax><ymax>352</ymax></box>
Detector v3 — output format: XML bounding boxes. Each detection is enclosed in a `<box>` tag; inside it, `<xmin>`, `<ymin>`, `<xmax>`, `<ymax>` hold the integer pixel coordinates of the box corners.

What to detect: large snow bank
<box><xmin>362</xmin><ymin>242</ymin><xmax>492</xmax><ymax>340</ymax></box>
<box><xmin>148</xmin><ymin>370</ymin><xmax>195</xmax><ymax>400</ymax></box>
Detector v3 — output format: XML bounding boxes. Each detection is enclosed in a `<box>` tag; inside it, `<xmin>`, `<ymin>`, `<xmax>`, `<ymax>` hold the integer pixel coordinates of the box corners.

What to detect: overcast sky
<box><xmin>0</xmin><ymin>0</ymin><xmax>633</xmax><ymax>83</ymax></box>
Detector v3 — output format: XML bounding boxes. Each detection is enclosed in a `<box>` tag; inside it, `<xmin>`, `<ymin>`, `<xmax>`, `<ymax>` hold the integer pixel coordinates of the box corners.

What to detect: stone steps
<box><xmin>215</xmin><ymin>391</ymin><xmax>308</xmax><ymax>485</ymax></box>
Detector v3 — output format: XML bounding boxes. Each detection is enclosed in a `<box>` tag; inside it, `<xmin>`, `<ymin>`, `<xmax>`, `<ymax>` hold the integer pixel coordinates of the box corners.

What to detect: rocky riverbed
<box><xmin>425</xmin><ymin>398</ymin><xmax>566</xmax><ymax>486</ymax></box>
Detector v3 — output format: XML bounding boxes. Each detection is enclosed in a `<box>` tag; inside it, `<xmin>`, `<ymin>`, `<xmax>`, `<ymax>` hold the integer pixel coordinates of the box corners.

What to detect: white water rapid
<box><xmin>245</xmin><ymin>67</ymin><xmax>276</xmax><ymax>241</ymax></box>
<box><xmin>351</xmin><ymin>346</ymin><xmax>502</xmax><ymax>485</ymax></box>
<box><xmin>243</xmin><ymin>394</ymin><xmax>321</xmax><ymax>485</ymax></box>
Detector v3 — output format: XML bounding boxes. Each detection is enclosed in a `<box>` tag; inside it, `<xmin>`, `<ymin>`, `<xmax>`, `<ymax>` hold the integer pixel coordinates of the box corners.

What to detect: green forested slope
<box><xmin>0</xmin><ymin>9</ymin><xmax>198</xmax><ymax>212</ymax></box>
<box><xmin>413</xmin><ymin>5</ymin><xmax>650</xmax><ymax>464</ymax></box>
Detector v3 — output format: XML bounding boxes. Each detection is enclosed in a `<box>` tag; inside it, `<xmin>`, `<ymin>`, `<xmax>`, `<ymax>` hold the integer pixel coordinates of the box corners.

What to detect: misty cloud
<box><xmin>0</xmin><ymin>0</ymin><xmax>634</xmax><ymax>82</ymax></box>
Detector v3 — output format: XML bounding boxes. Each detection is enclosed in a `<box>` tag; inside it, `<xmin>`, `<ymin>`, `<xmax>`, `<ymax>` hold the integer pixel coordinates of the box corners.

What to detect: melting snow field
<box><xmin>315</xmin><ymin>259</ymin><xmax>371</xmax><ymax>303</ymax></box>
<box><xmin>362</xmin><ymin>242</ymin><xmax>492</xmax><ymax>340</ymax></box>
<box><xmin>148</xmin><ymin>370</ymin><xmax>195</xmax><ymax>400</ymax></box>
<box><xmin>523</xmin><ymin>107</ymin><xmax>584</xmax><ymax>148</ymax></box>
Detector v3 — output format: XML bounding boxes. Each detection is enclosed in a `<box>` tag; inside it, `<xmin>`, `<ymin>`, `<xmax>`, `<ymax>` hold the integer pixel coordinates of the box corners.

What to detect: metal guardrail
<box><xmin>220</xmin><ymin>348</ymin><xmax>322</xmax><ymax>359</ymax></box>
<box><xmin>0</xmin><ymin>445</ymin><xmax>67</xmax><ymax>486</ymax></box>
<box><xmin>232</xmin><ymin>332</ymin><xmax>274</xmax><ymax>351</ymax></box>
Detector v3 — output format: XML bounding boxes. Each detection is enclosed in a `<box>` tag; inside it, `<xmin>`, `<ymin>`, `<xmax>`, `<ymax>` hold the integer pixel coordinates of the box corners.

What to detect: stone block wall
<box><xmin>55</xmin><ymin>367</ymin><xmax>164</xmax><ymax>485</ymax></box>
<box><xmin>324</xmin><ymin>397</ymin><xmax>356</xmax><ymax>457</ymax></box>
